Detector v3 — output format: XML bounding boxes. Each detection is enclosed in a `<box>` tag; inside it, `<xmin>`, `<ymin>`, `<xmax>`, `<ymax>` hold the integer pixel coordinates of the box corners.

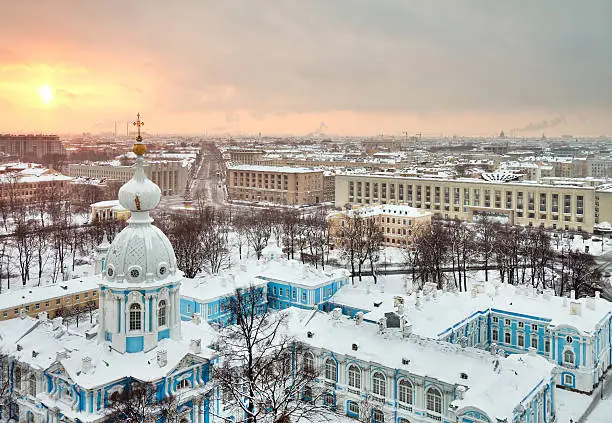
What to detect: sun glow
<box><xmin>37</xmin><ymin>84</ymin><xmax>54</xmax><ymax>104</ymax></box>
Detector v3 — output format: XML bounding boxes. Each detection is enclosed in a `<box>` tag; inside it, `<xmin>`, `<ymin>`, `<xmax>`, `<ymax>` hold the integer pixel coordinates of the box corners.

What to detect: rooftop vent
<box><xmin>307</xmin><ymin>331</ymin><xmax>314</xmax><ymax>338</ymax></box>
<box><xmin>460</xmin><ymin>372</ymin><xmax>468</xmax><ymax>380</ymax></box>
<box><xmin>352</xmin><ymin>343</ymin><xmax>358</xmax><ymax>351</ymax></box>
<box><xmin>157</xmin><ymin>349</ymin><xmax>168</xmax><ymax>367</ymax></box>
<box><xmin>402</xmin><ymin>358</ymin><xmax>410</xmax><ymax>365</ymax></box>
<box><xmin>373</xmin><ymin>301</ymin><xmax>382</xmax><ymax>308</ymax></box>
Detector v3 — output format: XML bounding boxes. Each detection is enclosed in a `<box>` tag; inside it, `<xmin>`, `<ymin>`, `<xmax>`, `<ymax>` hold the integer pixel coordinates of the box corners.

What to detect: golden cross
<box><xmin>133</xmin><ymin>113</ymin><xmax>144</xmax><ymax>141</ymax></box>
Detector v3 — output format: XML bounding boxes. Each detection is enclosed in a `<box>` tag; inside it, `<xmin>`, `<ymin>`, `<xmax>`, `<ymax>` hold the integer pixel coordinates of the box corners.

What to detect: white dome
<box><xmin>103</xmin><ymin>222</ymin><xmax>178</xmax><ymax>284</ymax></box>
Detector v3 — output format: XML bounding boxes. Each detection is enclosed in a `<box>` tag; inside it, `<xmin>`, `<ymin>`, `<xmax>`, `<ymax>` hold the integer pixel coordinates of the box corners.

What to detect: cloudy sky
<box><xmin>1</xmin><ymin>1</ymin><xmax>611</xmax><ymax>136</ymax></box>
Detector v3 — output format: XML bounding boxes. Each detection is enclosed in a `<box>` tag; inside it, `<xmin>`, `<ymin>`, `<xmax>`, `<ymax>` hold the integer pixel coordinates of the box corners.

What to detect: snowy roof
<box><xmin>227</xmin><ymin>164</ymin><xmax>323</xmax><ymax>174</ymax></box>
<box><xmin>331</xmin><ymin>283</ymin><xmax>612</xmax><ymax>336</ymax></box>
<box><xmin>289</xmin><ymin>309</ymin><xmax>554</xmax><ymax>420</ymax></box>
<box><xmin>181</xmin><ymin>258</ymin><xmax>349</xmax><ymax>303</ymax></box>
<box><xmin>90</xmin><ymin>199</ymin><xmax>121</xmax><ymax>208</ymax></box>
<box><xmin>0</xmin><ymin>277</ymin><xmax>99</xmax><ymax>311</ymax></box>
<box><xmin>0</xmin><ymin>316</ymin><xmax>216</xmax><ymax>389</ymax></box>
<box><xmin>335</xmin><ymin>204</ymin><xmax>432</xmax><ymax>219</ymax></box>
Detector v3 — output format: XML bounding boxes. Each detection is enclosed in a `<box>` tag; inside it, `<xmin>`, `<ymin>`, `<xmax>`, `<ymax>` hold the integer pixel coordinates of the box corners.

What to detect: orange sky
<box><xmin>1</xmin><ymin>2</ymin><xmax>611</xmax><ymax>137</ymax></box>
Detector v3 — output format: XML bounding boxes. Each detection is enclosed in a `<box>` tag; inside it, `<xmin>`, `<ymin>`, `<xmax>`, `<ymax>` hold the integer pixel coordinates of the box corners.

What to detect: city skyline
<box><xmin>1</xmin><ymin>1</ymin><xmax>611</xmax><ymax>136</ymax></box>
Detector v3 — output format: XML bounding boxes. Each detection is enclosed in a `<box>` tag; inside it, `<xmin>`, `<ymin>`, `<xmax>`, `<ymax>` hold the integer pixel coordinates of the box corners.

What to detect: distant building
<box><xmin>90</xmin><ymin>199</ymin><xmax>131</xmax><ymax>221</ymax></box>
<box><xmin>228</xmin><ymin>149</ymin><xmax>267</xmax><ymax>165</ymax></box>
<box><xmin>323</xmin><ymin>173</ymin><xmax>335</xmax><ymax>202</ymax></box>
<box><xmin>328</xmin><ymin>204</ymin><xmax>432</xmax><ymax>247</ymax></box>
<box><xmin>335</xmin><ymin>173</ymin><xmax>612</xmax><ymax>233</ymax></box>
<box><xmin>68</xmin><ymin>159</ymin><xmax>189</xmax><ymax>196</ymax></box>
<box><xmin>227</xmin><ymin>164</ymin><xmax>324</xmax><ymax>205</ymax></box>
<box><xmin>0</xmin><ymin>134</ymin><xmax>64</xmax><ymax>159</ymax></box>
<box><xmin>0</xmin><ymin>163</ymin><xmax>72</xmax><ymax>205</ymax></box>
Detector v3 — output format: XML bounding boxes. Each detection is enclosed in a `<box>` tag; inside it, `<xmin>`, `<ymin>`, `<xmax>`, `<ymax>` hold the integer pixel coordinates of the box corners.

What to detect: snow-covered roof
<box><xmin>335</xmin><ymin>204</ymin><xmax>432</xmax><ymax>219</ymax></box>
<box><xmin>331</xmin><ymin>283</ymin><xmax>612</xmax><ymax>336</ymax></box>
<box><xmin>227</xmin><ymin>164</ymin><xmax>323</xmax><ymax>174</ymax></box>
<box><xmin>90</xmin><ymin>199</ymin><xmax>121</xmax><ymax>208</ymax></box>
<box><xmin>289</xmin><ymin>309</ymin><xmax>554</xmax><ymax>421</ymax></box>
<box><xmin>181</xmin><ymin>258</ymin><xmax>349</xmax><ymax>303</ymax></box>
<box><xmin>0</xmin><ymin>316</ymin><xmax>216</xmax><ymax>389</ymax></box>
<box><xmin>0</xmin><ymin>277</ymin><xmax>99</xmax><ymax>311</ymax></box>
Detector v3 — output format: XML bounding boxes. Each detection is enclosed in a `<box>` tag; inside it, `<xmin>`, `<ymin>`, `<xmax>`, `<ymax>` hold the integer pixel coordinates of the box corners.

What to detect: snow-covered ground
<box><xmin>556</xmin><ymin>388</ymin><xmax>592</xmax><ymax>422</ymax></box>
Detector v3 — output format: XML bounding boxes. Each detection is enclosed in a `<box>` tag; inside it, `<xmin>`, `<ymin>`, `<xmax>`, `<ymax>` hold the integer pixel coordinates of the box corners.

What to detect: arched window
<box><xmin>372</xmin><ymin>372</ymin><xmax>386</xmax><ymax>397</ymax></box>
<box><xmin>325</xmin><ymin>358</ymin><xmax>337</xmax><ymax>381</ymax></box>
<box><xmin>129</xmin><ymin>303</ymin><xmax>142</xmax><ymax>331</ymax></box>
<box><xmin>398</xmin><ymin>379</ymin><xmax>413</xmax><ymax>404</ymax></box>
<box><xmin>14</xmin><ymin>367</ymin><xmax>21</xmax><ymax>390</ymax></box>
<box><xmin>158</xmin><ymin>300</ymin><xmax>167</xmax><ymax>327</ymax></box>
<box><xmin>372</xmin><ymin>408</ymin><xmax>385</xmax><ymax>423</ymax></box>
<box><xmin>303</xmin><ymin>352</ymin><xmax>314</xmax><ymax>373</ymax></box>
<box><xmin>28</xmin><ymin>374</ymin><xmax>36</xmax><ymax>396</ymax></box>
<box><xmin>303</xmin><ymin>386</ymin><xmax>313</xmax><ymax>402</ymax></box>
<box><xmin>564</xmin><ymin>349</ymin><xmax>575</xmax><ymax>365</ymax></box>
<box><xmin>426</xmin><ymin>388</ymin><xmax>442</xmax><ymax>414</ymax></box>
<box><xmin>348</xmin><ymin>364</ymin><xmax>361</xmax><ymax>389</ymax></box>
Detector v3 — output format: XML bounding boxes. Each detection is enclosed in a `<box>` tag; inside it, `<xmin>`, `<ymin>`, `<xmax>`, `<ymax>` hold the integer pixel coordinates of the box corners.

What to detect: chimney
<box><xmin>377</xmin><ymin>317</ymin><xmax>386</xmax><ymax>334</ymax></box>
<box><xmin>570</xmin><ymin>301</ymin><xmax>582</xmax><ymax>316</ymax></box>
<box><xmin>415</xmin><ymin>291</ymin><xmax>421</xmax><ymax>308</ymax></box>
<box><xmin>37</xmin><ymin>311</ymin><xmax>48</xmax><ymax>322</ymax></box>
<box><xmin>56</xmin><ymin>351</ymin><xmax>68</xmax><ymax>362</ymax></box>
<box><xmin>456</xmin><ymin>386</ymin><xmax>467</xmax><ymax>400</ymax></box>
<box><xmin>586</xmin><ymin>296</ymin><xmax>595</xmax><ymax>311</ymax></box>
<box><xmin>432</xmin><ymin>289</ymin><xmax>438</xmax><ymax>299</ymax></box>
<box><xmin>157</xmin><ymin>349</ymin><xmax>168</xmax><ymax>367</ymax></box>
<box><xmin>543</xmin><ymin>289</ymin><xmax>553</xmax><ymax>301</ymax></box>
<box><xmin>191</xmin><ymin>314</ymin><xmax>202</xmax><ymax>325</ymax></box>
<box><xmin>528</xmin><ymin>347</ymin><xmax>537</xmax><ymax>356</ymax></box>
<box><xmin>393</xmin><ymin>296</ymin><xmax>403</xmax><ymax>308</ymax></box>
<box><xmin>190</xmin><ymin>338</ymin><xmax>202</xmax><ymax>354</ymax></box>
<box><xmin>52</xmin><ymin>317</ymin><xmax>63</xmax><ymax>330</ymax></box>
<box><xmin>596</xmin><ymin>291</ymin><xmax>601</xmax><ymax>300</ymax></box>
<box><xmin>332</xmin><ymin>307</ymin><xmax>342</xmax><ymax>320</ymax></box>
<box><xmin>82</xmin><ymin>356</ymin><xmax>92</xmax><ymax>374</ymax></box>
<box><xmin>571</xmin><ymin>290</ymin><xmax>576</xmax><ymax>300</ymax></box>
<box><xmin>355</xmin><ymin>312</ymin><xmax>364</xmax><ymax>326</ymax></box>
<box><xmin>402</xmin><ymin>321</ymin><xmax>413</xmax><ymax>338</ymax></box>
<box><xmin>379</xmin><ymin>281</ymin><xmax>385</xmax><ymax>293</ymax></box>
<box><xmin>19</xmin><ymin>308</ymin><xmax>27</xmax><ymax>319</ymax></box>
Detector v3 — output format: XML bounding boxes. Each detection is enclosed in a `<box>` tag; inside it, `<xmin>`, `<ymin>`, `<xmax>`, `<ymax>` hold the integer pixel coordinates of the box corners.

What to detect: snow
<box><xmin>0</xmin><ymin>315</ymin><xmax>216</xmax><ymax>389</ymax></box>
<box><xmin>555</xmin><ymin>387</ymin><xmax>592</xmax><ymax>422</ymax></box>
<box><xmin>332</xmin><ymin>203</ymin><xmax>431</xmax><ymax>219</ymax></box>
<box><xmin>332</xmin><ymin>281</ymin><xmax>612</xmax><ymax>337</ymax></box>
<box><xmin>227</xmin><ymin>164</ymin><xmax>322</xmax><ymax>173</ymax></box>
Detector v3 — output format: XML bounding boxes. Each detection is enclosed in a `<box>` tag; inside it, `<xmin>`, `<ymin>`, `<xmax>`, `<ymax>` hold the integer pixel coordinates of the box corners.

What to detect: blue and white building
<box><xmin>291</xmin><ymin>307</ymin><xmax>556</xmax><ymax>423</ymax></box>
<box><xmin>328</xmin><ymin>280</ymin><xmax>612</xmax><ymax>395</ymax></box>
<box><xmin>0</xmin><ymin>131</ymin><xmax>215</xmax><ymax>423</ymax></box>
<box><xmin>180</xmin><ymin>246</ymin><xmax>349</xmax><ymax>326</ymax></box>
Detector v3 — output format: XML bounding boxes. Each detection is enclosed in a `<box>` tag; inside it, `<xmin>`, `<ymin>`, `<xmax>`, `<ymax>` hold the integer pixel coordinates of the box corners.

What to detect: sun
<box><xmin>37</xmin><ymin>84</ymin><xmax>54</xmax><ymax>104</ymax></box>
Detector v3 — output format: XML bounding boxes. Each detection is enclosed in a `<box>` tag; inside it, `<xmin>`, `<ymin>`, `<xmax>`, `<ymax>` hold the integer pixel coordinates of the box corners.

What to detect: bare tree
<box><xmin>561</xmin><ymin>250</ymin><xmax>602</xmax><ymax>298</ymax></box>
<box><xmin>201</xmin><ymin>207</ymin><xmax>231</xmax><ymax>274</ymax></box>
<box><xmin>12</xmin><ymin>217</ymin><xmax>36</xmax><ymax>286</ymax></box>
<box><xmin>160</xmin><ymin>211</ymin><xmax>205</xmax><ymax>278</ymax></box>
<box><xmin>0</xmin><ymin>353</ymin><xmax>17</xmax><ymax>421</ymax></box>
<box><xmin>214</xmin><ymin>285</ymin><xmax>326</xmax><ymax>423</ymax></box>
<box><xmin>338</xmin><ymin>215</ymin><xmax>365</xmax><ymax>284</ymax></box>
<box><xmin>411</xmin><ymin>219</ymin><xmax>449</xmax><ymax>289</ymax></box>
<box><xmin>475</xmin><ymin>216</ymin><xmax>496</xmax><ymax>282</ymax></box>
<box><xmin>281</xmin><ymin>209</ymin><xmax>302</xmax><ymax>260</ymax></box>
<box><xmin>244</xmin><ymin>210</ymin><xmax>273</xmax><ymax>260</ymax></box>
<box><xmin>105</xmin><ymin>380</ymin><xmax>181</xmax><ymax>423</ymax></box>
<box><xmin>448</xmin><ymin>219</ymin><xmax>475</xmax><ymax>292</ymax></box>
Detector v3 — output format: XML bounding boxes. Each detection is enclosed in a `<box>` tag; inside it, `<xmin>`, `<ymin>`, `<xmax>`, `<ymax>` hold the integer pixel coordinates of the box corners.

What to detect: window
<box><xmin>504</xmin><ymin>332</ymin><xmax>511</xmax><ymax>344</ymax></box>
<box><xmin>504</xmin><ymin>319</ymin><xmax>510</xmax><ymax>325</ymax></box>
<box><xmin>303</xmin><ymin>353</ymin><xmax>314</xmax><ymax>373</ymax></box>
<box><xmin>29</xmin><ymin>374</ymin><xmax>36</xmax><ymax>396</ymax></box>
<box><xmin>323</xmin><ymin>392</ymin><xmax>335</xmax><ymax>407</ymax></box>
<box><xmin>176</xmin><ymin>379</ymin><xmax>190</xmax><ymax>390</ymax></box>
<box><xmin>302</xmin><ymin>292</ymin><xmax>307</xmax><ymax>302</ymax></box>
<box><xmin>279</xmin><ymin>288</ymin><xmax>283</xmax><ymax>297</ymax></box>
<box><xmin>14</xmin><ymin>367</ymin><xmax>21</xmax><ymax>390</ymax></box>
<box><xmin>426</xmin><ymin>388</ymin><xmax>442</xmax><ymax>414</ymax></box>
<box><xmin>564</xmin><ymin>374</ymin><xmax>573</xmax><ymax>386</ymax></box>
<box><xmin>566</xmin><ymin>335</ymin><xmax>573</xmax><ymax>344</ymax></box>
<box><xmin>564</xmin><ymin>349</ymin><xmax>575</xmax><ymax>365</ymax></box>
<box><xmin>518</xmin><ymin>321</ymin><xmax>524</xmax><ymax>328</ymax></box>
<box><xmin>158</xmin><ymin>300</ymin><xmax>167</xmax><ymax>327</ymax></box>
<box><xmin>492</xmin><ymin>316</ymin><xmax>498</xmax><ymax>323</ymax></box>
<box><xmin>35</xmin><ymin>304</ymin><xmax>40</xmax><ymax>310</ymax></box>
<box><xmin>518</xmin><ymin>334</ymin><xmax>524</xmax><ymax>347</ymax></box>
<box><xmin>492</xmin><ymin>329</ymin><xmax>498</xmax><ymax>342</ymax></box>
<box><xmin>348</xmin><ymin>401</ymin><xmax>360</xmax><ymax>418</ymax></box>
<box><xmin>372</xmin><ymin>408</ymin><xmax>385</xmax><ymax>423</ymax></box>
<box><xmin>75</xmin><ymin>295</ymin><xmax>79</xmax><ymax>300</ymax></box>
<box><xmin>303</xmin><ymin>386</ymin><xmax>313</xmax><ymax>402</ymax></box>
<box><xmin>2</xmin><ymin>312</ymin><xmax>6</xmax><ymax>318</ymax></box>
<box><xmin>372</xmin><ymin>372</ymin><xmax>386</xmax><ymax>397</ymax></box>
<box><xmin>186</xmin><ymin>304</ymin><xmax>191</xmax><ymax>313</ymax></box>
<box><xmin>348</xmin><ymin>364</ymin><xmax>361</xmax><ymax>389</ymax></box>
<box><xmin>531</xmin><ymin>337</ymin><xmax>538</xmax><ymax>349</ymax></box>
<box><xmin>325</xmin><ymin>358</ymin><xmax>337</xmax><ymax>381</ymax></box>
<box><xmin>545</xmin><ymin>340</ymin><xmax>551</xmax><ymax>353</ymax></box>
<box><xmin>398</xmin><ymin>379</ymin><xmax>413</xmax><ymax>404</ymax></box>
<box><xmin>531</xmin><ymin>324</ymin><xmax>538</xmax><ymax>331</ymax></box>
<box><xmin>129</xmin><ymin>303</ymin><xmax>142</xmax><ymax>331</ymax></box>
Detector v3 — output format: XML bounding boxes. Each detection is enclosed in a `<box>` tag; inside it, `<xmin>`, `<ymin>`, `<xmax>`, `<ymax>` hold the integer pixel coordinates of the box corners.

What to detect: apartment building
<box><xmin>335</xmin><ymin>173</ymin><xmax>612</xmax><ymax>233</ymax></box>
<box><xmin>0</xmin><ymin>134</ymin><xmax>64</xmax><ymax>159</ymax></box>
<box><xmin>68</xmin><ymin>159</ymin><xmax>189</xmax><ymax>196</ymax></box>
<box><xmin>329</xmin><ymin>204</ymin><xmax>432</xmax><ymax>247</ymax></box>
<box><xmin>228</xmin><ymin>149</ymin><xmax>267</xmax><ymax>165</ymax></box>
<box><xmin>0</xmin><ymin>163</ymin><xmax>72</xmax><ymax>205</ymax></box>
<box><xmin>228</xmin><ymin>164</ymin><xmax>324</xmax><ymax>205</ymax></box>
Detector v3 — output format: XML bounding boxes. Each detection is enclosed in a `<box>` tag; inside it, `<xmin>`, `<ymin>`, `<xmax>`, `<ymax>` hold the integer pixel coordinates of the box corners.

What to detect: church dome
<box><xmin>102</xmin><ymin>116</ymin><xmax>179</xmax><ymax>285</ymax></box>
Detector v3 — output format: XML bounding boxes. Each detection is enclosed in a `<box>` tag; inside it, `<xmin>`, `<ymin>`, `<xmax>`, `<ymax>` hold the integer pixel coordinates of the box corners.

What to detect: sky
<box><xmin>0</xmin><ymin>1</ymin><xmax>611</xmax><ymax>137</ymax></box>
